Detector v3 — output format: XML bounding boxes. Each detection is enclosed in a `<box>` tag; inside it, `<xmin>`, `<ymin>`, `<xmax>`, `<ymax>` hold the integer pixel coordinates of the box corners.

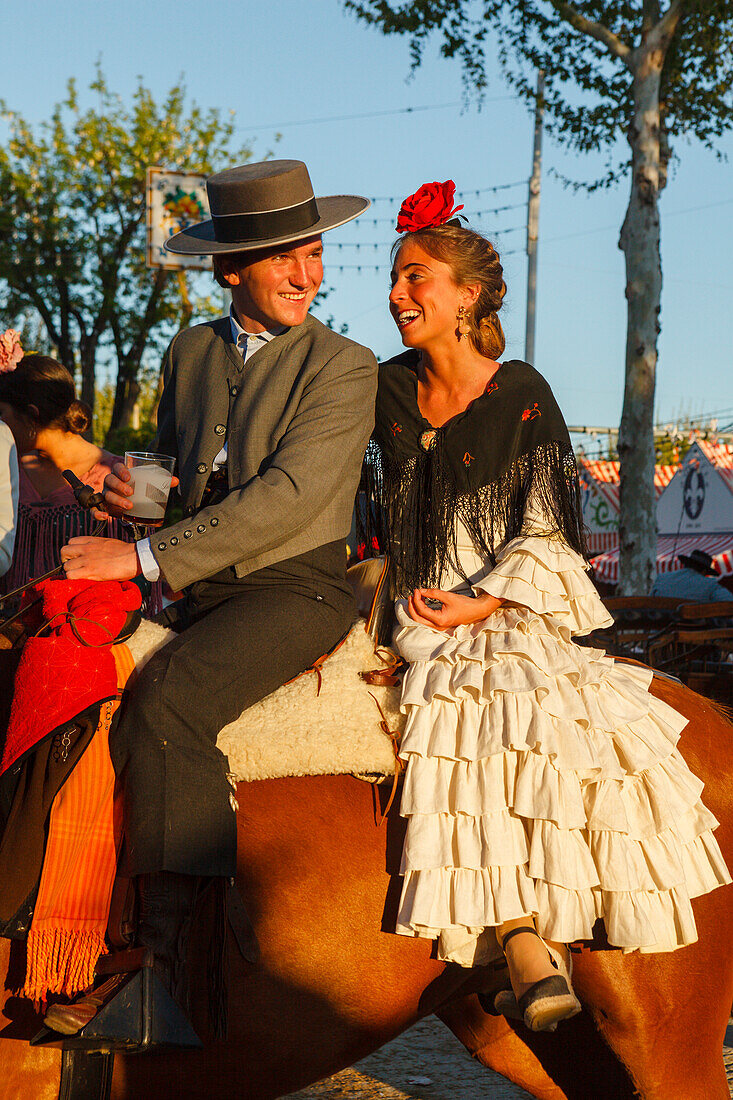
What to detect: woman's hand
<box><xmin>93</xmin><ymin>461</ymin><xmax>180</xmax><ymax>521</ymax></box>
<box><xmin>60</xmin><ymin>537</ymin><xmax>139</xmax><ymax>581</ymax></box>
<box><xmin>407</xmin><ymin>588</ymin><xmax>503</xmax><ymax>630</ymax></box>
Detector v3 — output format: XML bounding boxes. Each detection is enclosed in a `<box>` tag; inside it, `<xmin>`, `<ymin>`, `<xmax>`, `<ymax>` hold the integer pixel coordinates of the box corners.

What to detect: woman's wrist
<box><xmin>468</xmin><ymin>592</ymin><xmax>503</xmax><ymax>622</ymax></box>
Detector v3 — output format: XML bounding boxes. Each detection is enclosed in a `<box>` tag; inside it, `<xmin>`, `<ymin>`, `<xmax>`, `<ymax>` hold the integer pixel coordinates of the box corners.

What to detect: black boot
<box><xmin>135</xmin><ymin>871</ymin><xmax>202</xmax><ymax>1013</ymax></box>
<box><xmin>40</xmin><ymin>871</ymin><xmax>204</xmax><ymax>1050</ymax></box>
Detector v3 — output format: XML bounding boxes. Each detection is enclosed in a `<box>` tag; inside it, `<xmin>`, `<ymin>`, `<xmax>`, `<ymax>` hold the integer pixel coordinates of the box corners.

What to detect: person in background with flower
<box><xmin>361</xmin><ymin>181</ymin><xmax>730</xmax><ymax>1032</ymax></box>
<box><xmin>0</xmin><ymin>353</ymin><xmax>129</xmax><ymax>597</ymax></box>
<box><xmin>0</xmin><ymin>330</ymin><xmax>20</xmax><ymax>577</ymax></box>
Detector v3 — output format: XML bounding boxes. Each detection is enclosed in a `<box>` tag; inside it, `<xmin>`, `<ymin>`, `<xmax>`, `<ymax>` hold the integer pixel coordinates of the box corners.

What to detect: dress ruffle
<box><xmin>394</xmin><ymin>534</ymin><xmax>731</xmax><ymax>965</ymax></box>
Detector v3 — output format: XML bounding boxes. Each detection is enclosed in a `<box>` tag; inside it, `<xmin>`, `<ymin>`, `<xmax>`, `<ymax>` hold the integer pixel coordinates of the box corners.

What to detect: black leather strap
<box><xmin>500</xmin><ymin>924</ymin><xmax>544</xmax><ymax>953</ymax></box>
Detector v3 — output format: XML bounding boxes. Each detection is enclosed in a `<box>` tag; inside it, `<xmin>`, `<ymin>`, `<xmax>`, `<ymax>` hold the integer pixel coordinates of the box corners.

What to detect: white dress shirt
<box><xmin>137</xmin><ymin>310</ymin><xmax>284</xmax><ymax>583</ymax></box>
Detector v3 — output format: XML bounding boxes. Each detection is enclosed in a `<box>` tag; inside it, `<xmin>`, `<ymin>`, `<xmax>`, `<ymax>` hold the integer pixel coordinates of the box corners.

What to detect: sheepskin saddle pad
<box><xmin>126</xmin><ymin>619</ymin><xmax>404</xmax><ymax>783</ymax></box>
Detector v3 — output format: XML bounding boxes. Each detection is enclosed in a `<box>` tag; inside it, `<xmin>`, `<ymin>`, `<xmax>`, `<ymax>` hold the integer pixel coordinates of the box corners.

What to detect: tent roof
<box><xmin>579</xmin><ymin>459</ymin><xmax>677</xmax><ymax>510</ymax></box>
<box><xmin>591</xmin><ymin>532</ymin><xmax>733</xmax><ymax>584</ymax></box>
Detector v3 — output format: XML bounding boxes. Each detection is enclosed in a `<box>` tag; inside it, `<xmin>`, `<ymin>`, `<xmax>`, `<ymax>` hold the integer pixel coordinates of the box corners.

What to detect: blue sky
<box><xmin>3</xmin><ymin>0</ymin><xmax>732</xmax><ymax>446</ymax></box>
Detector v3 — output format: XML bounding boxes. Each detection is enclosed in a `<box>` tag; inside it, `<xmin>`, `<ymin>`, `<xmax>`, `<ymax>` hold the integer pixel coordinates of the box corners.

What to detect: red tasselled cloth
<box><xmin>0</xmin><ymin>578</ymin><xmax>142</xmax><ymax>777</ymax></box>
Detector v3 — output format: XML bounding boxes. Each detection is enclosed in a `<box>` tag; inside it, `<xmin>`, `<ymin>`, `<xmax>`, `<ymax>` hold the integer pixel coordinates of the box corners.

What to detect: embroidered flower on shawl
<box><xmin>0</xmin><ymin>329</ymin><xmax>23</xmax><ymax>373</ymax></box>
<box><xmin>390</xmin><ymin>421</ymin><xmax>403</xmax><ymax>436</ymax></box>
<box><xmin>396</xmin><ymin>181</ymin><xmax>464</xmax><ymax>233</ymax></box>
<box><xmin>521</xmin><ymin>403</ymin><xmax>541</xmax><ymax>421</ymax></box>
<box><xmin>356</xmin><ymin>535</ymin><xmax>381</xmax><ymax>562</ymax></box>
<box><xmin>462</xmin><ymin>452</ymin><xmax>474</xmax><ymax>467</ymax></box>
<box><xmin>485</xmin><ymin>380</ymin><xmax>499</xmax><ymax>396</ymax></box>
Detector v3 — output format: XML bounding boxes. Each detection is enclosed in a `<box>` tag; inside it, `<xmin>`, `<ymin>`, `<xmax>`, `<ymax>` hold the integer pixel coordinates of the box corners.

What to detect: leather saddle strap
<box><xmin>367</xmin><ymin>692</ymin><xmax>404</xmax><ymax>826</ymax></box>
<box><xmin>285</xmin><ymin>629</ymin><xmax>351</xmax><ymax>696</ymax></box>
<box><xmin>227</xmin><ymin>881</ymin><xmax>260</xmax><ymax>966</ymax></box>
<box><xmin>361</xmin><ymin>646</ymin><xmax>406</xmax><ymax>687</ymax></box>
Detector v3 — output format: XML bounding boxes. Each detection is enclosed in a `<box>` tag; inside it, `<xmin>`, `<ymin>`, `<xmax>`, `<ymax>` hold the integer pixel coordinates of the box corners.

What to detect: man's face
<box><xmin>222</xmin><ymin>236</ymin><xmax>324</xmax><ymax>330</ymax></box>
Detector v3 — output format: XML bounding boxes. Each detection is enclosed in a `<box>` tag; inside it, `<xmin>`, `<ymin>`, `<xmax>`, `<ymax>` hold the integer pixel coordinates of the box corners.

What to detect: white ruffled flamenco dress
<box><xmin>393</xmin><ymin>519</ymin><xmax>731</xmax><ymax>966</ymax></box>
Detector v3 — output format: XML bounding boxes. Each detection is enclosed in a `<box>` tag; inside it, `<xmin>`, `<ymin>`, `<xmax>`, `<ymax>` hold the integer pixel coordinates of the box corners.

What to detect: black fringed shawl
<box><xmin>361</xmin><ymin>352</ymin><xmax>586</xmax><ymax>596</ymax></box>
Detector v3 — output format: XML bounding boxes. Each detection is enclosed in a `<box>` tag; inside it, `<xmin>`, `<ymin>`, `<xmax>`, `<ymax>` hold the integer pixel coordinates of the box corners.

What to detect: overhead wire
<box><xmin>347</xmin><ymin>200</ymin><xmax>527</xmax><ymax>225</ymax></box>
<box><xmin>368</xmin><ymin>180</ymin><xmax>526</xmax><ymax>202</ymax></box>
<box><xmin>235</xmin><ymin>96</ymin><xmax>516</xmax><ymax>133</ymax></box>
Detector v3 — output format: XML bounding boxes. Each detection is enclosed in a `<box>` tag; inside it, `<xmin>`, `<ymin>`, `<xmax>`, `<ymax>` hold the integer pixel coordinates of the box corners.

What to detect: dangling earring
<box><xmin>456</xmin><ymin>305</ymin><xmax>471</xmax><ymax>341</ymax></box>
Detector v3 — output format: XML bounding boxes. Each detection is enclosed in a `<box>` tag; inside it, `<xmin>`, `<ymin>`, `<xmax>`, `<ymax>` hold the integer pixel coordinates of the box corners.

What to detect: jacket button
<box><xmin>183</xmin><ymin>530</ymin><xmax>192</xmax><ymax>539</ymax></box>
<box><xmin>197</xmin><ymin>462</ymin><xmax>207</xmax><ymax>474</ymax></box>
<box><xmin>170</xmin><ymin>536</ymin><xmax>179</xmax><ymax>546</ymax></box>
<box><xmin>197</xmin><ymin>524</ymin><xmax>206</xmax><ymax>533</ymax></box>
<box><xmin>214</xmin><ymin>423</ymin><xmax>225</xmax><ymax>435</ymax></box>
<box><xmin>157</xmin><ymin>542</ymin><xmax>166</xmax><ymax>551</ymax></box>
<box><xmin>230</xmin><ymin>385</ymin><xmax>239</xmax><ymax>397</ymax></box>
<box><xmin>210</xmin><ymin>517</ymin><xmax>219</xmax><ymax>527</ymax></box>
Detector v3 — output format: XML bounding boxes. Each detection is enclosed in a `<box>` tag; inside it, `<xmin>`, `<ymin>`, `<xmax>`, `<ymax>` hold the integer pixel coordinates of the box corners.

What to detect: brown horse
<box><xmin>0</xmin><ymin>672</ymin><xmax>731</xmax><ymax>1100</ymax></box>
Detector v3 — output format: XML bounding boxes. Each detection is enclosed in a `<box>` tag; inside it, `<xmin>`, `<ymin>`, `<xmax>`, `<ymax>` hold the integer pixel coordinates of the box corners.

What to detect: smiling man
<box><xmin>55</xmin><ymin>160</ymin><xmax>376</xmax><ymax>1040</ymax></box>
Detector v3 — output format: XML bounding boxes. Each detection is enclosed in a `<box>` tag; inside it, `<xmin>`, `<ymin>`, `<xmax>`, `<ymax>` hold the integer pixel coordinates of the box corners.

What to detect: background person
<box><xmin>0</xmin><ymin>355</ymin><xmax>126</xmax><ymax>595</ymax></box>
<box><xmin>0</xmin><ymin>419</ymin><xmax>18</xmax><ymax>579</ymax></box>
<box><xmin>363</xmin><ymin>181</ymin><xmax>730</xmax><ymax>1033</ymax></box>
<box><xmin>649</xmin><ymin>548</ymin><xmax>733</xmax><ymax>602</ymax></box>
<box><xmin>0</xmin><ymin>330</ymin><xmax>23</xmax><ymax>580</ymax></box>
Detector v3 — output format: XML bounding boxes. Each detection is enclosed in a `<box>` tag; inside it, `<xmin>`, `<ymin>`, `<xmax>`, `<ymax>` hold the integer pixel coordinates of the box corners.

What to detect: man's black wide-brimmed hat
<box><xmin>678</xmin><ymin>548</ymin><xmax>720</xmax><ymax>575</ymax></box>
<box><xmin>165</xmin><ymin>159</ymin><xmax>369</xmax><ymax>255</ymax></box>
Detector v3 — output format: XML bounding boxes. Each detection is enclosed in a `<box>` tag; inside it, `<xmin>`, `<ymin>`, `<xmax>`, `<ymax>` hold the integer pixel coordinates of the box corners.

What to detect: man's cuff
<box><xmin>136</xmin><ymin>537</ymin><xmax>161</xmax><ymax>582</ymax></box>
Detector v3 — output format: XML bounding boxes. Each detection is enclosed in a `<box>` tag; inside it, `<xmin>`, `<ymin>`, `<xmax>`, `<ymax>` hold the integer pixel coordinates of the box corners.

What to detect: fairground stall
<box><xmin>579</xmin><ymin>458</ymin><xmax>677</xmax><ymax>559</ymax></box>
<box><xmin>590</xmin><ymin>440</ymin><xmax>733</xmax><ymax>586</ymax></box>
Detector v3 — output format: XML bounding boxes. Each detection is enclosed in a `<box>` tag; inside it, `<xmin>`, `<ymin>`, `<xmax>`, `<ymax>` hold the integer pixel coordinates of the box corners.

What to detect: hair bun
<box><xmin>65</xmin><ymin>399</ymin><xmax>92</xmax><ymax>435</ymax></box>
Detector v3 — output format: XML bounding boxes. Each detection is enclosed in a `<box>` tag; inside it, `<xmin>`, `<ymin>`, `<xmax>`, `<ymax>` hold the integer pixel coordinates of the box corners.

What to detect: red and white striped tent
<box><xmin>591</xmin><ymin>440</ymin><xmax>733</xmax><ymax>584</ymax></box>
<box><xmin>592</xmin><ymin>533</ymin><xmax>733</xmax><ymax>585</ymax></box>
<box><xmin>579</xmin><ymin>459</ymin><xmax>677</xmax><ymax>556</ymax></box>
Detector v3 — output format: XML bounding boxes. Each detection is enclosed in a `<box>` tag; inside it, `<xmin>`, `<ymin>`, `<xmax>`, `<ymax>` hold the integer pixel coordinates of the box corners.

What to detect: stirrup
<box><xmin>492</xmin><ymin>926</ymin><xmax>581</xmax><ymax>1033</ymax></box>
<box><xmin>32</xmin><ymin>948</ymin><xmax>202</xmax><ymax>1053</ymax></box>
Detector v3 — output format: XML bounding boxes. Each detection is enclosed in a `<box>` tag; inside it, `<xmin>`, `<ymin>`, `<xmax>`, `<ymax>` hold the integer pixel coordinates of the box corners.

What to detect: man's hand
<box><xmin>407</xmin><ymin>588</ymin><xmax>503</xmax><ymax>630</ymax></box>
<box><xmin>92</xmin><ymin>461</ymin><xmax>179</xmax><ymax>521</ymax></box>
<box><xmin>61</xmin><ymin>537</ymin><xmax>140</xmax><ymax>581</ymax></box>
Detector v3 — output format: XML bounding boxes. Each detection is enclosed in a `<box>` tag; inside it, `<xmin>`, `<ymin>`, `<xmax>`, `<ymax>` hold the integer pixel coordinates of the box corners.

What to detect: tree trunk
<box><xmin>78</xmin><ymin>330</ymin><xmax>102</xmax><ymax>439</ymax></box>
<box><xmin>110</xmin><ymin>366</ymin><xmax>142</xmax><ymax>431</ymax></box>
<box><xmin>109</xmin><ymin>268</ymin><xmax>170</xmax><ymax>431</ymax></box>
<box><xmin>617</xmin><ymin>50</ymin><xmax>664</xmax><ymax>595</ymax></box>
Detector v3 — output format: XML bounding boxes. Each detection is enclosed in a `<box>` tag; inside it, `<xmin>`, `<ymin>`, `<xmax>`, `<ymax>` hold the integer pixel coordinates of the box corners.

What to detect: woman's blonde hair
<box><xmin>392</xmin><ymin>224</ymin><xmax>507</xmax><ymax>359</ymax></box>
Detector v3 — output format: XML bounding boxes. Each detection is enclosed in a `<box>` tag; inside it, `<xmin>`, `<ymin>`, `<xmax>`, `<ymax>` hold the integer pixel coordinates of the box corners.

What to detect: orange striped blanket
<box><xmin>22</xmin><ymin>643</ymin><xmax>136</xmax><ymax>1002</ymax></box>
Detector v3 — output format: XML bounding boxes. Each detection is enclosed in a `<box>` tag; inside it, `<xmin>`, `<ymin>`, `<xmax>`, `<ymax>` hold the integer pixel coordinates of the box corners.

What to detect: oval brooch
<box><xmin>419</xmin><ymin>429</ymin><xmax>438</xmax><ymax>452</ymax></box>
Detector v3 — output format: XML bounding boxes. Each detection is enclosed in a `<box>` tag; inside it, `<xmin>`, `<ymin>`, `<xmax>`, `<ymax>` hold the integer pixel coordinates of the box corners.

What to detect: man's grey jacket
<box><xmin>150</xmin><ymin>313</ymin><xmax>377</xmax><ymax>592</ymax></box>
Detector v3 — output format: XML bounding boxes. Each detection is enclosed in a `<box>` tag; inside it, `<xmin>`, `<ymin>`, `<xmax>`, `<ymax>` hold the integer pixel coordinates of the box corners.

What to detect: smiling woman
<box><xmin>360</xmin><ymin>179</ymin><xmax>731</xmax><ymax>1036</ymax></box>
<box><xmin>389</xmin><ymin>225</ymin><xmax>506</xmax><ymax>366</ymax></box>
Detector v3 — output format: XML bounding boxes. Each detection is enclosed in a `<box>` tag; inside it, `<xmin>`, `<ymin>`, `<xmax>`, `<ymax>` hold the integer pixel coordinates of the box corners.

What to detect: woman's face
<box><xmin>389</xmin><ymin>238</ymin><xmax>472</xmax><ymax>350</ymax></box>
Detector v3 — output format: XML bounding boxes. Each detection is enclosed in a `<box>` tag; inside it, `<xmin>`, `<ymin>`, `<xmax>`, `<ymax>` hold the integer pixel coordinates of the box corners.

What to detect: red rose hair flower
<box><xmin>396</xmin><ymin>180</ymin><xmax>465</xmax><ymax>233</ymax></box>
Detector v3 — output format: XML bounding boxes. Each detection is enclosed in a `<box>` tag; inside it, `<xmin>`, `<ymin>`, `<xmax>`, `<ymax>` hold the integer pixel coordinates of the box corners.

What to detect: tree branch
<box><xmin>649</xmin><ymin>0</ymin><xmax>688</xmax><ymax>50</ymax></box>
<box><xmin>548</xmin><ymin>0</ymin><xmax>632</xmax><ymax>64</ymax></box>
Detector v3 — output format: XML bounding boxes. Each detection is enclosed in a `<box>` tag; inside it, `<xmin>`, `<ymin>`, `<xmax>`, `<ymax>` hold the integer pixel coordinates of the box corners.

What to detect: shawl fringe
<box><xmin>361</xmin><ymin>437</ymin><xmax>586</xmax><ymax>595</ymax></box>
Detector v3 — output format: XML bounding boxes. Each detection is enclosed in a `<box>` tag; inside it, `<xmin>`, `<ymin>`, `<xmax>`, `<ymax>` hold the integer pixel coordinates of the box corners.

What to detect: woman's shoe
<box><xmin>493</xmin><ymin>927</ymin><xmax>581</xmax><ymax>1032</ymax></box>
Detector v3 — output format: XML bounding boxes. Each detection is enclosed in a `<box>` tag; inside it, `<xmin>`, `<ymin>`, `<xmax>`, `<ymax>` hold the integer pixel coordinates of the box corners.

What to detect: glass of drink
<box><xmin>124</xmin><ymin>452</ymin><xmax>176</xmax><ymax>534</ymax></box>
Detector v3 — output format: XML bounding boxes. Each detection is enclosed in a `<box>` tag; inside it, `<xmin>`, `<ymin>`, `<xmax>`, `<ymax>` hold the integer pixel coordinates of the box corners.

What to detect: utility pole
<box><xmin>525</xmin><ymin>70</ymin><xmax>545</xmax><ymax>365</ymax></box>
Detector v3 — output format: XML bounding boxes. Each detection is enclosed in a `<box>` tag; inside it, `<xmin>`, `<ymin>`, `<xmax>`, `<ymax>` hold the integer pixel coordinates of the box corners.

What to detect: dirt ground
<box><xmin>288</xmin><ymin>1015</ymin><xmax>733</xmax><ymax>1099</ymax></box>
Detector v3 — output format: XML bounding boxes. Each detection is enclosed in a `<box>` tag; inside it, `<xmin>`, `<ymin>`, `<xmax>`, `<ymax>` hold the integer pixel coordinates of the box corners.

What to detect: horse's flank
<box><xmin>0</xmin><ymin>674</ymin><xmax>731</xmax><ymax>1100</ymax></box>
